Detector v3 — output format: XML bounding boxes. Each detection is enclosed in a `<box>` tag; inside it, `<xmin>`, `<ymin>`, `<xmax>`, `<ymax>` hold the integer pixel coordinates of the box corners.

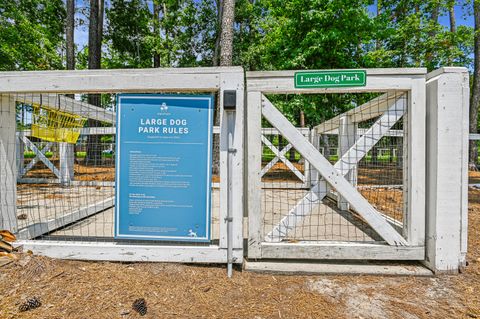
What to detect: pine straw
<box><xmin>1</xmin><ymin>190</ymin><xmax>480</xmax><ymax>319</ymax></box>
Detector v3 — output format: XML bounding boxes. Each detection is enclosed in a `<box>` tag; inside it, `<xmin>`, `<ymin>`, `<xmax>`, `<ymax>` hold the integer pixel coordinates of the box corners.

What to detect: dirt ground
<box><xmin>0</xmin><ymin>190</ymin><xmax>479</xmax><ymax>319</ymax></box>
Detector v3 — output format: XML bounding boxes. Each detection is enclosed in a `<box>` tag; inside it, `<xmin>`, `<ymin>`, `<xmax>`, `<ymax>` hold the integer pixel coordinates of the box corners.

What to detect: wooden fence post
<box><xmin>0</xmin><ymin>94</ymin><xmax>18</xmax><ymax>232</ymax></box>
<box><xmin>425</xmin><ymin>67</ymin><xmax>469</xmax><ymax>273</ymax></box>
<box><xmin>59</xmin><ymin>142</ymin><xmax>75</xmax><ymax>184</ymax></box>
<box><xmin>338</xmin><ymin>115</ymin><xmax>357</xmax><ymax>210</ymax></box>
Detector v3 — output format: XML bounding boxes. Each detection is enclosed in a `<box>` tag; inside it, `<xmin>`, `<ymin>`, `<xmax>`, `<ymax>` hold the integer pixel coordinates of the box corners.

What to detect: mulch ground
<box><xmin>3</xmin><ymin>176</ymin><xmax>480</xmax><ymax>318</ymax></box>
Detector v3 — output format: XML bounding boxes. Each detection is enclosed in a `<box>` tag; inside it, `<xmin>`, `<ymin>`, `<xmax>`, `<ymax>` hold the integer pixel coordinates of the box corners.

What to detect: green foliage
<box><xmin>2</xmin><ymin>0</ymin><xmax>475</xmax><ymax>129</ymax></box>
<box><xmin>373</xmin><ymin>0</ymin><xmax>474</xmax><ymax>70</ymax></box>
<box><xmin>0</xmin><ymin>0</ymin><xmax>65</xmax><ymax>70</ymax></box>
<box><xmin>105</xmin><ymin>0</ymin><xmax>153</xmax><ymax>68</ymax></box>
<box><xmin>105</xmin><ymin>0</ymin><xmax>217</xmax><ymax>68</ymax></box>
<box><xmin>238</xmin><ymin>0</ymin><xmax>378</xmax><ymax>70</ymax></box>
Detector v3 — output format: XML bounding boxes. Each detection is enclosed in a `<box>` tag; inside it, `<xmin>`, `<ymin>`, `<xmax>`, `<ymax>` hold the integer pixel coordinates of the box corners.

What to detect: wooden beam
<box><xmin>16</xmin><ymin>240</ymin><xmax>243</xmax><ymax>263</ymax></box>
<box><xmin>0</xmin><ymin>67</ymin><xmax>245</xmax><ymax>93</ymax></box>
<box><xmin>16</xmin><ymin>94</ymin><xmax>115</xmax><ymax>124</ymax></box>
<box><xmin>0</xmin><ymin>94</ymin><xmax>17</xmax><ymax>233</ymax></box>
<box><xmin>261</xmin><ymin>136</ymin><xmax>304</xmax><ymax>181</ymax></box>
<box><xmin>337</xmin><ymin>115</ymin><xmax>357</xmax><ymax>210</ymax></box>
<box><xmin>260</xmin><ymin>242</ymin><xmax>424</xmax><ymax>260</ymax></box>
<box><xmin>20</xmin><ymin>135</ymin><xmax>61</xmax><ymax>179</ymax></box>
<box><xmin>314</xmin><ymin>93</ymin><xmax>405</xmax><ymax>134</ymax></box>
<box><xmin>246</xmin><ymin>91</ymin><xmax>263</xmax><ymax>259</ymax></box>
<box><xmin>260</xmin><ymin>142</ymin><xmax>293</xmax><ymax>177</ymax></box>
<box><xmin>262</xmin><ymin>96</ymin><xmax>407</xmax><ymax>246</ymax></box>
<box><xmin>16</xmin><ymin>197</ymin><xmax>114</xmax><ymax>240</ymax></box>
<box><xmin>19</xmin><ymin>142</ymin><xmax>54</xmax><ymax>177</ymax></box>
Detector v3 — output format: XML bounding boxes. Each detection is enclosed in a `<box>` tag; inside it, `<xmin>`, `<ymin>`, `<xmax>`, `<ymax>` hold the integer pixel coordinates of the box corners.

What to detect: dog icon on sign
<box><xmin>160</xmin><ymin>102</ymin><xmax>168</xmax><ymax>112</ymax></box>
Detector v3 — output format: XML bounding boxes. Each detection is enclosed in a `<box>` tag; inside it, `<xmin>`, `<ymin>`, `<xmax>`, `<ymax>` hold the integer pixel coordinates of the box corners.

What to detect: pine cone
<box><xmin>132</xmin><ymin>298</ymin><xmax>147</xmax><ymax>316</ymax></box>
<box><xmin>19</xmin><ymin>297</ymin><xmax>41</xmax><ymax>312</ymax></box>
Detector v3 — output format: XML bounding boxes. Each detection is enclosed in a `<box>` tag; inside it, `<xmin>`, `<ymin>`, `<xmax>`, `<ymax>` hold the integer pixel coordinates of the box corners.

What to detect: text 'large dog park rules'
<box><xmin>115</xmin><ymin>94</ymin><xmax>214</xmax><ymax>241</ymax></box>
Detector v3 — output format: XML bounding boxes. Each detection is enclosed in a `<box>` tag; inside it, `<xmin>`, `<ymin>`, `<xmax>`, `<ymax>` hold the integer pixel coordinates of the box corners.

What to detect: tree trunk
<box><xmin>66</xmin><ymin>0</ymin><xmax>75</xmax><ymax>71</ymax></box>
<box><xmin>219</xmin><ymin>0</ymin><xmax>235</xmax><ymax>66</ymax></box>
<box><xmin>213</xmin><ymin>0</ymin><xmax>223</xmax><ymax>67</ymax></box>
<box><xmin>449</xmin><ymin>1</ymin><xmax>456</xmax><ymax>33</ymax></box>
<box><xmin>212</xmin><ymin>0</ymin><xmax>235</xmax><ymax>175</ymax></box>
<box><xmin>470</xmin><ymin>0</ymin><xmax>480</xmax><ymax>168</ymax></box>
<box><xmin>375</xmin><ymin>0</ymin><xmax>381</xmax><ymax>50</ymax></box>
<box><xmin>426</xmin><ymin>4</ymin><xmax>440</xmax><ymax>68</ymax></box>
<box><xmin>65</xmin><ymin>0</ymin><xmax>75</xmax><ymax>99</ymax></box>
<box><xmin>86</xmin><ymin>0</ymin><xmax>104</xmax><ymax>166</ymax></box>
<box><xmin>163</xmin><ymin>2</ymin><xmax>170</xmax><ymax>66</ymax></box>
<box><xmin>153</xmin><ymin>2</ymin><xmax>160</xmax><ymax>67</ymax></box>
<box><xmin>322</xmin><ymin>135</ymin><xmax>330</xmax><ymax>161</ymax></box>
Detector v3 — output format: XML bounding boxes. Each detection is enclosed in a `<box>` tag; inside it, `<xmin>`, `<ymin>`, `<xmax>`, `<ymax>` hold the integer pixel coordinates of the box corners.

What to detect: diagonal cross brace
<box><xmin>20</xmin><ymin>135</ymin><xmax>61</xmax><ymax>179</ymax></box>
<box><xmin>261</xmin><ymin>139</ymin><xmax>293</xmax><ymax>176</ymax></box>
<box><xmin>261</xmin><ymin>135</ymin><xmax>304</xmax><ymax>181</ymax></box>
<box><xmin>261</xmin><ymin>95</ymin><xmax>407</xmax><ymax>246</ymax></box>
<box><xmin>19</xmin><ymin>140</ymin><xmax>54</xmax><ymax>177</ymax></box>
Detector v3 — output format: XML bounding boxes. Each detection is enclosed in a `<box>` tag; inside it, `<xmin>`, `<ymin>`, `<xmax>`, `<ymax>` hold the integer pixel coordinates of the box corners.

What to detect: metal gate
<box><xmin>246</xmin><ymin>69</ymin><xmax>426</xmax><ymax>261</ymax></box>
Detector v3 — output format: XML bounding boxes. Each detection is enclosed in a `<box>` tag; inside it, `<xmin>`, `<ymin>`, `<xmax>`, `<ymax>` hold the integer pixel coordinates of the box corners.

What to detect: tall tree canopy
<box><xmin>0</xmin><ymin>0</ymin><xmax>476</xmax><ymax>155</ymax></box>
<box><xmin>0</xmin><ymin>0</ymin><xmax>65</xmax><ymax>70</ymax></box>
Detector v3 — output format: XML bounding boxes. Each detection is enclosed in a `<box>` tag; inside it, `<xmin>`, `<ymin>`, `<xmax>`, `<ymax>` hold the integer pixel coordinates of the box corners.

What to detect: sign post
<box><xmin>115</xmin><ymin>94</ymin><xmax>214</xmax><ymax>242</ymax></box>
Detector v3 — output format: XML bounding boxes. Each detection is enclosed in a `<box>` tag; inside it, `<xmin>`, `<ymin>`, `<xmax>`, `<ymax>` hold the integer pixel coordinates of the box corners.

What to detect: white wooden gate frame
<box><xmin>0</xmin><ymin>67</ymin><xmax>244</xmax><ymax>264</ymax></box>
<box><xmin>246</xmin><ymin>69</ymin><xmax>427</xmax><ymax>260</ymax></box>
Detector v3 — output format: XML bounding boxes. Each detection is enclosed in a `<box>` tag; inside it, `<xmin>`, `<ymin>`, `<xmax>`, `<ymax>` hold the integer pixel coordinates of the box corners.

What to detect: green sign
<box><xmin>294</xmin><ymin>70</ymin><xmax>367</xmax><ymax>88</ymax></box>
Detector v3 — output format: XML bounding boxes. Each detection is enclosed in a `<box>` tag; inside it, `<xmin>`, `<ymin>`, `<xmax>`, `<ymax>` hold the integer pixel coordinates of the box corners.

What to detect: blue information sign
<box><xmin>115</xmin><ymin>94</ymin><xmax>214</xmax><ymax>242</ymax></box>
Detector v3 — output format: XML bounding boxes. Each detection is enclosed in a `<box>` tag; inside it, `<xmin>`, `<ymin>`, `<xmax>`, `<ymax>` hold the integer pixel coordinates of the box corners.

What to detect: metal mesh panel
<box><xmin>5</xmin><ymin>92</ymin><xmax>220</xmax><ymax>244</ymax></box>
<box><xmin>260</xmin><ymin>92</ymin><xmax>407</xmax><ymax>243</ymax></box>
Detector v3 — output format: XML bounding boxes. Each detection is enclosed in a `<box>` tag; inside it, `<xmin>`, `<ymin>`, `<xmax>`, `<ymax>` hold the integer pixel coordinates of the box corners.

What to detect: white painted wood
<box><xmin>315</xmin><ymin>93</ymin><xmax>397</xmax><ymax>134</ymax></box>
<box><xmin>425</xmin><ymin>68</ymin><xmax>469</xmax><ymax>273</ymax></box>
<box><xmin>80</xmin><ymin>127</ymin><xmax>116</xmax><ymax>135</ymax></box>
<box><xmin>470</xmin><ymin>133</ymin><xmax>480</xmax><ymax>140</ymax></box>
<box><xmin>337</xmin><ymin>115</ymin><xmax>357</xmax><ymax>210</ymax></box>
<box><xmin>16</xmin><ymin>178</ymin><xmax>222</xmax><ymax>189</ymax></box>
<box><xmin>262</xmin><ymin>96</ymin><xmax>407</xmax><ymax>246</ymax></box>
<box><xmin>260</xmin><ymin>142</ymin><xmax>293</xmax><ymax>176</ymax></box>
<box><xmin>0</xmin><ymin>94</ymin><xmax>17</xmax><ymax>232</ymax></box>
<box><xmin>425</xmin><ymin>66</ymin><xmax>468</xmax><ymax>80</ymax></box>
<box><xmin>261</xmin><ymin>182</ymin><xmax>307</xmax><ymax>189</ymax></box>
<box><xmin>247</xmin><ymin>75</ymin><xmax>424</xmax><ymax>94</ymax></box>
<box><xmin>16</xmin><ymin>197</ymin><xmax>115</xmax><ymax>240</ymax></box>
<box><xmin>266</xmin><ymin>97</ymin><xmax>406</xmax><ymax>243</ymax></box>
<box><xmin>308</xmin><ymin>130</ymin><xmax>318</xmax><ymax>186</ymax></box>
<box><xmin>20</xmin><ymin>142</ymin><xmax>54</xmax><ymax>177</ymax></box>
<box><xmin>42</xmin><ymin>126</ymin><xmax>308</xmax><ymax>137</ymax></box>
<box><xmin>324</xmin><ymin>128</ymin><xmax>404</xmax><ymax>137</ymax></box>
<box><xmin>460</xmin><ymin>71</ymin><xmax>469</xmax><ymax>264</ymax></box>
<box><xmin>218</xmin><ymin>70</ymin><xmax>244</xmax><ymax>252</ymax></box>
<box><xmin>17</xmin><ymin>94</ymin><xmax>115</xmax><ymax>124</ymax></box>
<box><xmin>260</xmin><ymin>242</ymin><xmax>424</xmax><ymax>260</ymax></box>
<box><xmin>16</xmin><ymin>240</ymin><xmax>244</xmax><ymax>263</ymax></box>
<box><xmin>59</xmin><ymin>142</ymin><xmax>74</xmax><ymax>183</ymax></box>
<box><xmin>16</xmin><ymin>134</ymin><xmax>24</xmax><ymax>177</ymax></box>
<box><xmin>0</xmin><ymin>68</ymin><xmax>246</xmax><ymax>93</ymax></box>
<box><xmin>246</xmin><ymin>91</ymin><xmax>263</xmax><ymax>259</ymax></box>
<box><xmin>261</xmin><ymin>127</ymin><xmax>310</xmax><ymax>135</ymax></box>
<box><xmin>261</xmin><ymin>136</ymin><xmax>304</xmax><ymax>181</ymax></box>
<box><xmin>245</xmin><ymin>260</ymin><xmax>432</xmax><ymax>276</ymax></box>
<box><xmin>20</xmin><ymin>135</ymin><xmax>61</xmax><ymax>179</ymax></box>
<box><xmin>1</xmin><ymin>67</ymin><xmax>245</xmax><ymax>267</ymax></box>
<box><xmin>247</xmin><ymin>68</ymin><xmax>427</xmax><ymax>78</ymax></box>
<box><xmin>405</xmin><ymin>78</ymin><xmax>426</xmax><ymax>246</ymax></box>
